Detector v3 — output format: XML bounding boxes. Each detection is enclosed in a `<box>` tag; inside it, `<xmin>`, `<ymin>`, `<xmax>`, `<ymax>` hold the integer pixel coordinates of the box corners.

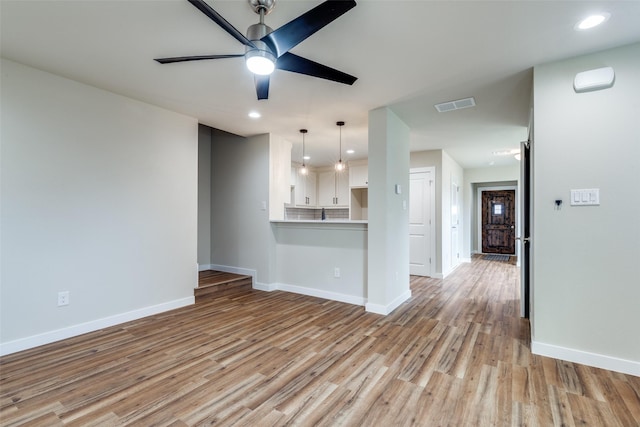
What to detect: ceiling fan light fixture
<box><xmin>245</xmin><ymin>22</ymin><xmax>276</xmax><ymax>75</ymax></box>
<box><xmin>246</xmin><ymin>50</ymin><xmax>275</xmax><ymax>75</ymax></box>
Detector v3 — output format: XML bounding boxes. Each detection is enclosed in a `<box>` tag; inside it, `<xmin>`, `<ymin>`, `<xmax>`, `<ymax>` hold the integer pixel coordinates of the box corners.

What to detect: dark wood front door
<box><xmin>482</xmin><ymin>190</ymin><xmax>516</xmax><ymax>254</ymax></box>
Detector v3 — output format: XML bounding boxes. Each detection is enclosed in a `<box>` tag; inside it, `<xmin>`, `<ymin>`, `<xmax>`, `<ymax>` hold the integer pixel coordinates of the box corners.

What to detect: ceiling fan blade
<box><xmin>262</xmin><ymin>0</ymin><xmax>356</xmax><ymax>58</ymax></box>
<box><xmin>187</xmin><ymin>0</ymin><xmax>256</xmax><ymax>49</ymax></box>
<box><xmin>255</xmin><ymin>75</ymin><xmax>270</xmax><ymax>100</ymax></box>
<box><xmin>276</xmin><ymin>52</ymin><xmax>357</xmax><ymax>85</ymax></box>
<box><xmin>154</xmin><ymin>54</ymin><xmax>244</xmax><ymax>64</ymax></box>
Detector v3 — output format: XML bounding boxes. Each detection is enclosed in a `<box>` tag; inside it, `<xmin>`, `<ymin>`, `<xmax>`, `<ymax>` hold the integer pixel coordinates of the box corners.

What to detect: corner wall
<box><xmin>367</xmin><ymin>107</ymin><xmax>411</xmax><ymax>314</ymax></box>
<box><xmin>532</xmin><ymin>43</ymin><xmax>640</xmax><ymax>375</ymax></box>
<box><xmin>1</xmin><ymin>59</ymin><xmax>198</xmax><ymax>354</ymax></box>
<box><xmin>209</xmin><ymin>129</ymin><xmax>275</xmax><ymax>286</ymax></box>
<box><xmin>198</xmin><ymin>125</ymin><xmax>212</xmax><ymax>267</ymax></box>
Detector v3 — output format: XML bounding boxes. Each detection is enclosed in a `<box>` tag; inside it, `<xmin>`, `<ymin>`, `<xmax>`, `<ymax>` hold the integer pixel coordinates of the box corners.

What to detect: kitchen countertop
<box><xmin>271</xmin><ymin>220</ymin><xmax>368</xmax><ymax>225</ymax></box>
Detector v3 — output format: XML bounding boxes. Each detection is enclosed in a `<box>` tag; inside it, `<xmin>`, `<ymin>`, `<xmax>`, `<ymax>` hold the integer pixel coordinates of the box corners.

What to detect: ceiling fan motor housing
<box><xmin>245</xmin><ymin>23</ymin><xmax>276</xmax><ymax>67</ymax></box>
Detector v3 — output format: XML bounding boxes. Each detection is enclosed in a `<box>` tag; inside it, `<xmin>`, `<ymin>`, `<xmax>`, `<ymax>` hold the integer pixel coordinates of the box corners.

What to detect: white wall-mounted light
<box><xmin>575</xmin><ymin>13</ymin><xmax>610</xmax><ymax>30</ymax></box>
<box><xmin>574</xmin><ymin>66</ymin><xmax>615</xmax><ymax>92</ymax></box>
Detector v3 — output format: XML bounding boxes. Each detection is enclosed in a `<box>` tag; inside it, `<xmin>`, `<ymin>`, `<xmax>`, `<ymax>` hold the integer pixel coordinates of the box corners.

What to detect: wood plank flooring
<box><xmin>1</xmin><ymin>257</ymin><xmax>639</xmax><ymax>426</ymax></box>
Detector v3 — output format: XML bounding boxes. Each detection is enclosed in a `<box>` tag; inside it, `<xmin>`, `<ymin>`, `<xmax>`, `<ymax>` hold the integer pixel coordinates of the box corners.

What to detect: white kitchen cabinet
<box><xmin>318</xmin><ymin>170</ymin><xmax>349</xmax><ymax>207</ymax></box>
<box><xmin>294</xmin><ymin>170</ymin><xmax>317</xmax><ymax>207</ymax></box>
<box><xmin>349</xmin><ymin>164</ymin><xmax>368</xmax><ymax>188</ymax></box>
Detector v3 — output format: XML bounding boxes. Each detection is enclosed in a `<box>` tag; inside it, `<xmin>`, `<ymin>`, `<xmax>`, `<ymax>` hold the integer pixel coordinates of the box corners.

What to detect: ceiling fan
<box><xmin>155</xmin><ymin>0</ymin><xmax>358</xmax><ymax>100</ymax></box>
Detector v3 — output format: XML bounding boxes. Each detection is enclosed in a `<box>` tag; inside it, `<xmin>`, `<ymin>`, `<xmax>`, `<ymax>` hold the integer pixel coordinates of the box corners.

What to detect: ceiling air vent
<box><xmin>435</xmin><ymin>97</ymin><xmax>476</xmax><ymax>113</ymax></box>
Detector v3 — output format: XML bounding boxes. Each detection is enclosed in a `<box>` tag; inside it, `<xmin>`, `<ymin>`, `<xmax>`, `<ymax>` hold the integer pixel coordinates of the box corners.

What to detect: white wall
<box><xmin>441</xmin><ymin>151</ymin><xmax>464</xmax><ymax>276</ymax></box>
<box><xmin>532</xmin><ymin>43</ymin><xmax>640</xmax><ymax>375</ymax></box>
<box><xmin>1</xmin><ymin>59</ymin><xmax>198</xmax><ymax>354</ymax></box>
<box><xmin>367</xmin><ymin>107</ymin><xmax>411</xmax><ymax>314</ymax></box>
<box><xmin>463</xmin><ymin>165</ymin><xmax>520</xmax><ymax>258</ymax></box>
<box><xmin>209</xmin><ymin>130</ymin><xmax>275</xmax><ymax>286</ymax></box>
<box><xmin>198</xmin><ymin>125</ymin><xmax>212</xmax><ymax>267</ymax></box>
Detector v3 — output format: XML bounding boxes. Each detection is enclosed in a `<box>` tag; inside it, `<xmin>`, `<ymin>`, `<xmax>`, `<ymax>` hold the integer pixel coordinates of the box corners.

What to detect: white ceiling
<box><xmin>2</xmin><ymin>0</ymin><xmax>640</xmax><ymax>169</ymax></box>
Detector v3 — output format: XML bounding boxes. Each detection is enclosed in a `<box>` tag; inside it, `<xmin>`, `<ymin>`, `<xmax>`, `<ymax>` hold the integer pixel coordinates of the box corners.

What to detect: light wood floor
<box><xmin>1</xmin><ymin>257</ymin><xmax>639</xmax><ymax>426</ymax></box>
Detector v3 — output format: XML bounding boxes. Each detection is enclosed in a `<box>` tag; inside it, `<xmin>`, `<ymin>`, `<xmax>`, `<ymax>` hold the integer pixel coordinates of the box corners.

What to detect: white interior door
<box><xmin>410</xmin><ymin>170</ymin><xmax>434</xmax><ymax>276</ymax></box>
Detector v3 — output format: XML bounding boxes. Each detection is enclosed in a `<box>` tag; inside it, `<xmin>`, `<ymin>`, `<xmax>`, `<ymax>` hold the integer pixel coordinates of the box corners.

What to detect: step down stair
<box><xmin>196</xmin><ymin>270</ymin><xmax>253</xmax><ymax>302</ymax></box>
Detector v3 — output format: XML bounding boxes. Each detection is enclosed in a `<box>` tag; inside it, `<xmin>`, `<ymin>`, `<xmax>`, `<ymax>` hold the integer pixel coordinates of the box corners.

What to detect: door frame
<box><xmin>450</xmin><ymin>179</ymin><xmax>460</xmax><ymax>270</ymax></box>
<box><xmin>477</xmin><ymin>185</ymin><xmax>519</xmax><ymax>258</ymax></box>
<box><xmin>519</xmin><ymin>139</ymin><xmax>532</xmax><ymax>318</ymax></box>
<box><xmin>409</xmin><ymin>167</ymin><xmax>436</xmax><ymax>277</ymax></box>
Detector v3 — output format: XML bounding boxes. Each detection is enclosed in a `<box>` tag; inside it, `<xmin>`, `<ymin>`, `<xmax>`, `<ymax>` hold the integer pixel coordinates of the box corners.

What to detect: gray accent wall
<box><xmin>209</xmin><ymin>129</ymin><xmax>276</xmax><ymax>286</ymax></box>
<box><xmin>198</xmin><ymin>125</ymin><xmax>212</xmax><ymax>266</ymax></box>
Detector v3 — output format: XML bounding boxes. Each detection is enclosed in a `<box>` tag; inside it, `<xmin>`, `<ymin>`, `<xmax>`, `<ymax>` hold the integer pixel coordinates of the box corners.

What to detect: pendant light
<box><xmin>335</xmin><ymin>121</ymin><xmax>345</xmax><ymax>172</ymax></box>
<box><xmin>299</xmin><ymin>129</ymin><xmax>308</xmax><ymax>175</ymax></box>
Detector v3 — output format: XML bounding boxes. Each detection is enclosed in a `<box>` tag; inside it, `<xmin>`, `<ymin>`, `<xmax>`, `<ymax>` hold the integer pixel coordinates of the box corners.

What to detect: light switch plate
<box><xmin>570</xmin><ymin>189</ymin><xmax>599</xmax><ymax>206</ymax></box>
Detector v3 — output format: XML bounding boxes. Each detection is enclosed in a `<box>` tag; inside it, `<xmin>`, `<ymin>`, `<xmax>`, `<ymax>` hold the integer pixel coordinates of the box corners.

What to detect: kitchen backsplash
<box><xmin>285</xmin><ymin>207</ymin><xmax>349</xmax><ymax>221</ymax></box>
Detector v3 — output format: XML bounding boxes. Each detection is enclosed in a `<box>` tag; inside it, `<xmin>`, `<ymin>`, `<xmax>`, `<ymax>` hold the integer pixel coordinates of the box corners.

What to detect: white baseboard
<box><xmin>0</xmin><ymin>297</ymin><xmax>195</xmax><ymax>357</ymax></box>
<box><xmin>460</xmin><ymin>258</ymin><xmax>472</xmax><ymax>263</ymax></box>
<box><xmin>209</xmin><ymin>264</ymin><xmax>256</xmax><ymax>285</ymax></box>
<box><xmin>432</xmin><ymin>273</ymin><xmax>444</xmax><ymax>279</ymax></box>
<box><xmin>531</xmin><ymin>341</ymin><xmax>640</xmax><ymax>377</ymax></box>
<box><xmin>198</xmin><ymin>263</ymin><xmax>213</xmax><ymax>272</ymax></box>
<box><xmin>275</xmin><ymin>283</ymin><xmax>366</xmax><ymax>306</ymax></box>
<box><xmin>365</xmin><ymin>289</ymin><xmax>412</xmax><ymax>315</ymax></box>
<box><xmin>253</xmin><ymin>282</ymin><xmax>278</xmax><ymax>292</ymax></box>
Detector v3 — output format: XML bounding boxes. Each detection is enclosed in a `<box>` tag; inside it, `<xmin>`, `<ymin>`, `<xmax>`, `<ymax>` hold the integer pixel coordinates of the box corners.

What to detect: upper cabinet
<box><xmin>294</xmin><ymin>169</ymin><xmax>317</xmax><ymax>207</ymax></box>
<box><xmin>349</xmin><ymin>164</ymin><xmax>368</xmax><ymax>188</ymax></box>
<box><xmin>318</xmin><ymin>170</ymin><xmax>349</xmax><ymax>207</ymax></box>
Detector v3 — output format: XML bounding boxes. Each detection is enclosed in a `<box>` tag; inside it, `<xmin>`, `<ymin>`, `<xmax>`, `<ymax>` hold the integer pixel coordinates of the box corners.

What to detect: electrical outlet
<box><xmin>58</xmin><ymin>291</ymin><xmax>69</xmax><ymax>306</ymax></box>
<box><xmin>334</xmin><ymin>267</ymin><xmax>340</xmax><ymax>278</ymax></box>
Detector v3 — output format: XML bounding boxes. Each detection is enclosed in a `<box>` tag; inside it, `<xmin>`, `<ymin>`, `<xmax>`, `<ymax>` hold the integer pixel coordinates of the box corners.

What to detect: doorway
<box><xmin>409</xmin><ymin>167</ymin><xmax>435</xmax><ymax>276</ymax></box>
<box><xmin>481</xmin><ymin>189</ymin><xmax>516</xmax><ymax>254</ymax></box>
<box><xmin>519</xmin><ymin>139</ymin><xmax>532</xmax><ymax>318</ymax></box>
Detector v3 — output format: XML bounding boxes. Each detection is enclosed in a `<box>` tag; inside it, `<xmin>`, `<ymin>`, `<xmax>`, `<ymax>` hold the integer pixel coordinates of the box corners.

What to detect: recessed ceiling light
<box><xmin>346</xmin><ymin>149</ymin><xmax>355</xmax><ymax>154</ymax></box>
<box><xmin>248</xmin><ymin>111</ymin><xmax>261</xmax><ymax>119</ymax></box>
<box><xmin>303</xmin><ymin>155</ymin><xmax>310</xmax><ymax>160</ymax></box>
<box><xmin>575</xmin><ymin>13</ymin><xmax>610</xmax><ymax>30</ymax></box>
<box><xmin>493</xmin><ymin>149</ymin><xmax>520</xmax><ymax>156</ymax></box>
